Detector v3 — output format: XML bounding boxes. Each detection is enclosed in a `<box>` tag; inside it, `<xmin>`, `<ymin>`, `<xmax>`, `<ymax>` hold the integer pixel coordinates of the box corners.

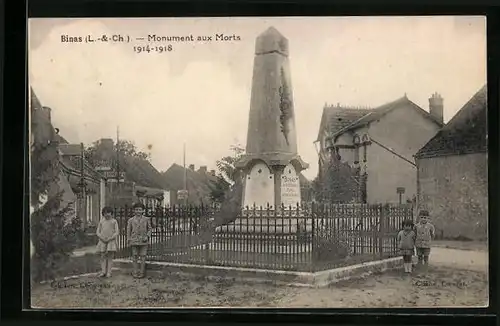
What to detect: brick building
<box><xmin>415</xmin><ymin>85</ymin><xmax>487</xmax><ymax>240</ymax></box>
<box><xmin>316</xmin><ymin>93</ymin><xmax>443</xmax><ymax>204</ymax></box>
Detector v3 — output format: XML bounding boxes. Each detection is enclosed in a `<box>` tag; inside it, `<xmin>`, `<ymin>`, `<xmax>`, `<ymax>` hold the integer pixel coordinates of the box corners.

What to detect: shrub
<box><xmin>78</xmin><ymin>222</ymin><xmax>98</xmax><ymax>247</ymax></box>
<box><xmin>31</xmin><ymin>192</ymin><xmax>81</xmax><ymax>283</ymax></box>
<box><xmin>31</xmin><ymin>93</ymin><xmax>84</xmax><ymax>282</ymax></box>
<box><xmin>313</xmin><ymin>238</ymin><xmax>351</xmax><ymax>261</ymax></box>
<box><xmin>313</xmin><ymin>228</ymin><xmax>352</xmax><ymax>261</ymax></box>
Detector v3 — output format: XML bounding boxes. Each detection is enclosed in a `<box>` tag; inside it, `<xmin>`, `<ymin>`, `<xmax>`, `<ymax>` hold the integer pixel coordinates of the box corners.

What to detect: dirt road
<box><xmin>46</xmin><ymin>245</ymin><xmax>486</xmax><ymax>308</ymax></box>
<box><xmin>31</xmin><ymin>263</ymin><xmax>488</xmax><ymax>308</ymax></box>
<box><xmin>280</xmin><ymin>246</ymin><xmax>489</xmax><ymax>308</ymax></box>
<box><xmin>431</xmin><ymin>247</ymin><xmax>488</xmax><ymax>273</ymax></box>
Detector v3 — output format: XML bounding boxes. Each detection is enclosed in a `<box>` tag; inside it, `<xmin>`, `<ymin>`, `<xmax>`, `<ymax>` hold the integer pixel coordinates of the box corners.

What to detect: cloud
<box><xmin>30</xmin><ymin>19</ymin><xmax>250</xmax><ymax>174</ymax></box>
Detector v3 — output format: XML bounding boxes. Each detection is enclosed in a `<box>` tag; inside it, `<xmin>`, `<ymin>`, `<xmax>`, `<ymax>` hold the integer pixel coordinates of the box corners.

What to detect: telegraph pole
<box><xmin>80</xmin><ymin>142</ymin><xmax>87</xmax><ymax>227</ymax></box>
<box><xmin>116</xmin><ymin>126</ymin><xmax>120</xmax><ymax>204</ymax></box>
<box><xmin>116</xmin><ymin>126</ymin><xmax>120</xmax><ymax>183</ymax></box>
<box><xmin>183</xmin><ymin>142</ymin><xmax>187</xmax><ymax>206</ymax></box>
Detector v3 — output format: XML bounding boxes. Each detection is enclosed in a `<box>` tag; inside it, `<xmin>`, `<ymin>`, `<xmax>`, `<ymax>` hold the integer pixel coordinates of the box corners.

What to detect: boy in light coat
<box><xmin>415</xmin><ymin>210</ymin><xmax>435</xmax><ymax>267</ymax></box>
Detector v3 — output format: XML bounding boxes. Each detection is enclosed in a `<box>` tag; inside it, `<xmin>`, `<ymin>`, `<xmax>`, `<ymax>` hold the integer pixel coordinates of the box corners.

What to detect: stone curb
<box><xmin>113</xmin><ymin>257</ymin><xmax>403</xmax><ymax>287</ymax></box>
<box><xmin>36</xmin><ymin>257</ymin><xmax>403</xmax><ymax>287</ymax></box>
<box><xmin>38</xmin><ymin>268</ymin><xmax>121</xmax><ymax>285</ymax></box>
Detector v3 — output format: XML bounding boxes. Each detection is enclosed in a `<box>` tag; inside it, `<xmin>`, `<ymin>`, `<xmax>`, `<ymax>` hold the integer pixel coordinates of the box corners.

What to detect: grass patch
<box><xmin>31</xmin><ymin>253</ymin><xmax>101</xmax><ymax>286</ymax></box>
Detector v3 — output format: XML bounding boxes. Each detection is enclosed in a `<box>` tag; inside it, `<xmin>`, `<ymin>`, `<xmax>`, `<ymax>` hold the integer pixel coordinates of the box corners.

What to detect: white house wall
<box><xmin>365</xmin><ymin>105</ymin><xmax>441</xmax><ymax>204</ymax></box>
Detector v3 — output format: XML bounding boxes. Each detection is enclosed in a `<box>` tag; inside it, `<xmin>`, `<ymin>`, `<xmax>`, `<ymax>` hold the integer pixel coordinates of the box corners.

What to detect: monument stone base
<box><xmin>215</xmin><ymin>216</ymin><xmax>313</xmax><ymax>234</ymax></box>
<box><xmin>212</xmin><ymin>213</ymin><xmax>314</xmax><ymax>254</ymax></box>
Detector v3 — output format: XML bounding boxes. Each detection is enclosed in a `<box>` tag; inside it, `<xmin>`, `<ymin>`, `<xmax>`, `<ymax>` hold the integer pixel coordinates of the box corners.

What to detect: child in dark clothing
<box><xmin>397</xmin><ymin>219</ymin><xmax>416</xmax><ymax>273</ymax></box>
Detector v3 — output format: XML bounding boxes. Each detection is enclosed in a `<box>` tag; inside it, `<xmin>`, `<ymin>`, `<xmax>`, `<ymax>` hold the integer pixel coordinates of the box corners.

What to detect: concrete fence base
<box><xmin>113</xmin><ymin>257</ymin><xmax>403</xmax><ymax>288</ymax></box>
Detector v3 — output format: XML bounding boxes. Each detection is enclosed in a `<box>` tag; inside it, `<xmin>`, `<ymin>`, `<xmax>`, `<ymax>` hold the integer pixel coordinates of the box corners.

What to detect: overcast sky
<box><xmin>29</xmin><ymin>16</ymin><xmax>486</xmax><ymax>179</ymax></box>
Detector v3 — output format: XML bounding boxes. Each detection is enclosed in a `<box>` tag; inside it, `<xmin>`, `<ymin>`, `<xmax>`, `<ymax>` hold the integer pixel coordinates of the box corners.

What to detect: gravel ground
<box><xmin>34</xmin><ymin>242</ymin><xmax>488</xmax><ymax>309</ymax></box>
<box><xmin>31</xmin><ymin>263</ymin><xmax>487</xmax><ymax>309</ymax></box>
<box><xmin>281</xmin><ymin>265</ymin><xmax>488</xmax><ymax>308</ymax></box>
<box><xmin>431</xmin><ymin>247</ymin><xmax>488</xmax><ymax>273</ymax></box>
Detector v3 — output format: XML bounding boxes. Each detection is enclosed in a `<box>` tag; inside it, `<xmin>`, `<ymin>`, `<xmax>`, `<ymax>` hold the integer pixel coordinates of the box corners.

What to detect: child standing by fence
<box><xmin>96</xmin><ymin>206</ymin><xmax>119</xmax><ymax>278</ymax></box>
<box><xmin>415</xmin><ymin>210</ymin><xmax>435</xmax><ymax>267</ymax></box>
<box><xmin>127</xmin><ymin>203</ymin><xmax>152</xmax><ymax>278</ymax></box>
<box><xmin>397</xmin><ymin>219</ymin><xmax>416</xmax><ymax>274</ymax></box>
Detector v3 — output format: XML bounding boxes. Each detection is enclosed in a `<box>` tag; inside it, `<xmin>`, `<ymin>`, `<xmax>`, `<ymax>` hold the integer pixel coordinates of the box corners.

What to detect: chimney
<box><xmin>100</xmin><ymin>138</ymin><xmax>114</xmax><ymax>151</ymax></box>
<box><xmin>189</xmin><ymin>164</ymin><xmax>195</xmax><ymax>171</ymax></box>
<box><xmin>429</xmin><ymin>92</ymin><xmax>444</xmax><ymax>124</ymax></box>
<box><xmin>99</xmin><ymin>138</ymin><xmax>114</xmax><ymax>162</ymax></box>
<box><xmin>198</xmin><ymin>165</ymin><xmax>207</xmax><ymax>174</ymax></box>
<box><xmin>210</xmin><ymin>169</ymin><xmax>216</xmax><ymax>176</ymax></box>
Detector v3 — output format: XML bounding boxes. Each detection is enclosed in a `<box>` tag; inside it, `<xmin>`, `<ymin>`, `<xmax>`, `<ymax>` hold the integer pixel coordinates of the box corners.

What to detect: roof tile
<box><xmin>162</xmin><ymin>163</ymin><xmax>215</xmax><ymax>204</ymax></box>
<box><xmin>325</xmin><ymin>106</ymin><xmax>372</xmax><ymax>136</ymax></box>
<box><xmin>320</xmin><ymin>96</ymin><xmax>443</xmax><ymax>141</ymax></box>
<box><xmin>59</xmin><ymin>144</ymin><xmax>82</xmax><ymax>156</ymax></box>
<box><xmin>416</xmin><ymin>85</ymin><xmax>487</xmax><ymax>158</ymax></box>
<box><xmin>122</xmin><ymin>155</ymin><xmax>166</xmax><ymax>190</ymax></box>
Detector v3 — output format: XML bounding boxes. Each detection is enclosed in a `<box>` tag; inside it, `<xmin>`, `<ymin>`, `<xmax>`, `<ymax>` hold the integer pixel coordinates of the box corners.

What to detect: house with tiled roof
<box><xmin>30</xmin><ymin>88</ymin><xmax>77</xmax><ymax>214</ymax></box>
<box><xmin>58</xmin><ymin>142</ymin><xmax>107</xmax><ymax>227</ymax></box>
<box><xmin>415</xmin><ymin>85</ymin><xmax>487</xmax><ymax>240</ymax></box>
<box><xmin>31</xmin><ymin>88</ymin><xmax>109</xmax><ymax>228</ymax></box>
<box><xmin>89</xmin><ymin>138</ymin><xmax>170</xmax><ymax>208</ymax></box>
<box><xmin>316</xmin><ymin>93</ymin><xmax>444</xmax><ymax>204</ymax></box>
<box><xmin>162</xmin><ymin>163</ymin><xmax>216</xmax><ymax>205</ymax></box>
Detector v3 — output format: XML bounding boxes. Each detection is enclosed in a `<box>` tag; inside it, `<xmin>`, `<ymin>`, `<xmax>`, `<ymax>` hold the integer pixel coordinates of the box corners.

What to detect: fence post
<box><xmin>371</xmin><ymin>205</ymin><xmax>376</xmax><ymax>257</ymax></box>
<box><xmin>379</xmin><ymin>204</ymin><xmax>387</xmax><ymax>258</ymax></box>
<box><xmin>204</xmin><ymin>242</ymin><xmax>210</xmax><ymax>264</ymax></box>
<box><xmin>310</xmin><ymin>214</ymin><xmax>315</xmax><ymax>273</ymax></box>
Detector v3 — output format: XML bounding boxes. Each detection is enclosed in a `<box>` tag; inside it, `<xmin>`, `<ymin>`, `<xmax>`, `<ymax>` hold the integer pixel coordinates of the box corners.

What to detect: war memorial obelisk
<box><xmin>235</xmin><ymin>26</ymin><xmax>309</xmax><ymax>211</ymax></box>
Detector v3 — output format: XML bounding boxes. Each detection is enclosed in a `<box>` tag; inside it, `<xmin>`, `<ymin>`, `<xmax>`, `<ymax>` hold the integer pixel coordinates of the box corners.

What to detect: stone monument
<box><xmin>213</xmin><ymin>26</ymin><xmax>310</xmax><ymax>240</ymax></box>
<box><xmin>235</xmin><ymin>26</ymin><xmax>309</xmax><ymax>211</ymax></box>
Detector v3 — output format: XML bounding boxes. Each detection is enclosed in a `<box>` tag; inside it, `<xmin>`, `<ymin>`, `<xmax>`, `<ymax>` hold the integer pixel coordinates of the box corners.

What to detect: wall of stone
<box><xmin>417</xmin><ymin>152</ymin><xmax>488</xmax><ymax>240</ymax></box>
